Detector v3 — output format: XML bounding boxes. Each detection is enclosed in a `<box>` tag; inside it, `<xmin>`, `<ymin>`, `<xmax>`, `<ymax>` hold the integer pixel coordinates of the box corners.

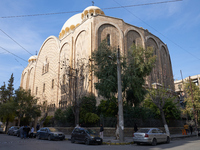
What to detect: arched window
<box><xmin>107</xmin><ymin>34</ymin><xmax>110</xmax><ymax>46</ymax></box>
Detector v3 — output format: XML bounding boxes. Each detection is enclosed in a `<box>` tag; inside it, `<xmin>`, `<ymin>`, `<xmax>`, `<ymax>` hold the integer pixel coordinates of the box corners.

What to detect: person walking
<box><xmin>36</xmin><ymin>123</ymin><xmax>40</xmax><ymax>131</ymax></box>
<box><xmin>184</xmin><ymin>123</ymin><xmax>189</xmax><ymax>135</ymax></box>
<box><xmin>134</xmin><ymin>123</ymin><xmax>138</xmax><ymax>133</ymax></box>
<box><xmin>30</xmin><ymin>126</ymin><xmax>34</xmax><ymax>138</ymax></box>
<box><xmin>100</xmin><ymin>124</ymin><xmax>104</xmax><ymax>139</ymax></box>
<box><xmin>189</xmin><ymin>124</ymin><xmax>193</xmax><ymax>135</ymax></box>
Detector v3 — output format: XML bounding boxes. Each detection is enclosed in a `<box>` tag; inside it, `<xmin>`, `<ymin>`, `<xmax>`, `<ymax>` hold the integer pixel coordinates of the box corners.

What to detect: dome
<box><xmin>81</xmin><ymin>5</ymin><xmax>105</xmax><ymax>20</ymax></box>
<box><xmin>59</xmin><ymin>13</ymin><xmax>82</xmax><ymax>39</ymax></box>
<box><xmin>59</xmin><ymin>6</ymin><xmax>105</xmax><ymax>39</ymax></box>
<box><xmin>28</xmin><ymin>55</ymin><xmax>37</xmax><ymax>63</ymax></box>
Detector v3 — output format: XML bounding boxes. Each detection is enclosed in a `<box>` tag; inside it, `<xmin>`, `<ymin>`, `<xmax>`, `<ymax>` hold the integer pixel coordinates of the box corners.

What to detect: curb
<box><xmin>103</xmin><ymin>142</ymin><xmax>134</xmax><ymax>145</ymax></box>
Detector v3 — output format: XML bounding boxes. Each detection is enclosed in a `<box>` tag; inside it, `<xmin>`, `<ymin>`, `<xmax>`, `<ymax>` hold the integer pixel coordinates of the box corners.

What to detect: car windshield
<box><xmin>14</xmin><ymin>127</ymin><xmax>19</xmax><ymax>129</ymax></box>
<box><xmin>86</xmin><ymin>129</ymin><xmax>97</xmax><ymax>134</ymax></box>
<box><xmin>49</xmin><ymin>128</ymin><xmax>59</xmax><ymax>132</ymax></box>
<box><xmin>137</xmin><ymin>129</ymin><xmax>150</xmax><ymax>133</ymax></box>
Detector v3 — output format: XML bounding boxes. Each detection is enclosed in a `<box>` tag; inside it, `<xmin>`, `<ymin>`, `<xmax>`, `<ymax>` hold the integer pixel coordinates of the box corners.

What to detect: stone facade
<box><xmin>20</xmin><ymin>6</ymin><xmax>174</xmax><ymax>113</ymax></box>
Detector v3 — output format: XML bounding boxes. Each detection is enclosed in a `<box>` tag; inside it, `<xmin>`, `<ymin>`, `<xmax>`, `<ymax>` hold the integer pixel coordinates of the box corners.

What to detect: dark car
<box><xmin>71</xmin><ymin>127</ymin><xmax>102</xmax><ymax>145</ymax></box>
<box><xmin>7</xmin><ymin>126</ymin><xmax>20</xmax><ymax>136</ymax></box>
<box><xmin>36</xmin><ymin>127</ymin><xmax>65</xmax><ymax>141</ymax></box>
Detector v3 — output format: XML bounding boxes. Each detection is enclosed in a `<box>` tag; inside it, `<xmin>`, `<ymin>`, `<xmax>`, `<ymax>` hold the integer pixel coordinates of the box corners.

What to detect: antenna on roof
<box><xmin>36</xmin><ymin>51</ymin><xmax>37</xmax><ymax>55</ymax></box>
<box><xmin>92</xmin><ymin>1</ymin><xmax>94</xmax><ymax>6</ymax></box>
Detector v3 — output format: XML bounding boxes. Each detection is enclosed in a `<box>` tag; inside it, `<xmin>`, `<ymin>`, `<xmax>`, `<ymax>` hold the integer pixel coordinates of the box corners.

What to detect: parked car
<box><xmin>7</xmin><ymin>126</ymin><xmax>20</xmax><ymax>136</ymax></box>
<box><xmin>36</xmin><ymin>127</ymin><xmax>65</xmax><ymax>141</ymax></box>
<box><xmin>133</xmin><ymin>128</ymin><xmax>170</xmax><ymax>146</ymax></box>
<box><xmin>71</xmin><ymin>127</ymin><xmax>102</xmax><ymax>145</ymax></box>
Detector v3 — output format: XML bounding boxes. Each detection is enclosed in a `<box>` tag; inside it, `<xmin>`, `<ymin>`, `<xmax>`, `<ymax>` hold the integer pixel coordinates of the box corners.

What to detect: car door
<box><xmin>39</xmin><ymin>128</ymin><xmax>45</xmax><ymax>139</ymax></box>
<box><xmin>44</xmin><ymin>128</ymin><xmax>49</xmax><ymax>139</ymax></box>
<box><xmin>157</xmin><ymin>129</ymin><xmax>166</xmax><ymax>142</ymax></box>
<box><xmin>151</xmin><ymin>129</ymin><xmax>160</xmax><ymax>143</ymax></box>
<box><xmin>73</xmin><ymin>128</ymin><xmax>80</xmax><ymax>141</ymax></box>
<box><xmin>79</xmin><ymin>129</ymin><xmax>86</xmax><ymax>142</ymax></box>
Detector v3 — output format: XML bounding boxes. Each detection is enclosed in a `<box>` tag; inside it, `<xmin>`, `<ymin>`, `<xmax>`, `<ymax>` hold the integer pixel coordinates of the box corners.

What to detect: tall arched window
<box><xmin>107</xmin><ymin>34</ymin><xmax>110</xmax><ymax>46</ymax></box>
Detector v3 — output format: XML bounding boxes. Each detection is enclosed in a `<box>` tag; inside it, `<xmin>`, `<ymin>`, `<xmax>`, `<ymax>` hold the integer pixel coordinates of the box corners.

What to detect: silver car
<box><xmin>133</xmin><ymin>128</ymin><xmax>170</xmax><ymax>146</ymax></box>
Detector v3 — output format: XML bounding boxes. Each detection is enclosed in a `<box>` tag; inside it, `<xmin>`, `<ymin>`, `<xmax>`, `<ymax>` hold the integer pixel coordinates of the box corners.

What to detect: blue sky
<box><xmin>0</xmin><ymin>0</ymin><xmax>199</xmax><ymax>90</ymax></box>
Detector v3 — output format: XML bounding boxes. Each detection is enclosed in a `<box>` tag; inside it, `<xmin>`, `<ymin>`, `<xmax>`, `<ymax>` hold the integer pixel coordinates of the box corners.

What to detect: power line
<box><xmin>113</xmin><ymin>0</ymin><xmax>200</xmax><ymax>61</ymax></box>
<box><xmin>0</xmin><ymin>45</ymin><xmax>27</xmax><ymax>62</ymax></box>
<box><xmin>0</xmin><ymin>0</ymin><xmax>182</xmax><ymax>19</ymax></box>
<box><xmin>0</xmin><ymin>29</ymin><xmax>33</xmax><ymax>56</ymax></box>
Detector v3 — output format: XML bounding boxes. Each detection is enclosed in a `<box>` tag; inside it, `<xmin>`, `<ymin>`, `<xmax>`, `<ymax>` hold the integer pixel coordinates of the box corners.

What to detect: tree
<box><xmin>143</xmin><ymin>96</ymin><xmax>181</xmax><ymax>121</ymax></box>
<box><xmin>61</xmin><ymin>57</ymin><xmax>91</xmax><ymax>126</ymax></box>
<box><xmin>97</xmin><ymin>97</ymin><xmax>118</xmax><ymax>117</ymax></box>
<box><xmin>91</xmin><ymin>40</ymin><xmax>156</xmax><ymax>106</ymax></box>
<box><xmin>123</xmin><ymin>44</ymin><xmax>156</xmax><ymax>106</ymax></box>
<box><xmin>183</xmin><ymin>80</ymin><xmax>200</xmax><ymax>126</ymax></box>
<box><xmin>0</xmin><ymin>74</ymin><xmax>15</xmax><ymax>132</ymax></box>
<box><xmin>147</xmin><ymin>85</ymin><xmax>177</xmax><ymax>135</ymax></box>
<box><xmin>79</xmin><ymin>94</ymin><xmax>99</xmax><ymax>125</ymax></box>
<box><xmin>91</xmin><ymin>40</ymin><xmax>118</xmax><ymax>99</ymax></box>
<box><xmin>14</xmin><ymin>88</ymin><xmax>41</xmax><ymax>126</ymax></box>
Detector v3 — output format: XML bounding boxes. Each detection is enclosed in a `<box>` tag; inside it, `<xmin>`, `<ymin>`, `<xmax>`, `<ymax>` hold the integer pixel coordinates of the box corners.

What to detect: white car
<box><xmin>133</xmin><ymin>128</ymin><xmax>170</xmax><ymax>146</ymax></box>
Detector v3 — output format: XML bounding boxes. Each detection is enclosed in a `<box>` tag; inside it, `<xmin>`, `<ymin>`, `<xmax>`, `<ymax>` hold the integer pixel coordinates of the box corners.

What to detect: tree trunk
<box><xmin>5</xmin><ymin>118</ymin><xmax>9</xmax><ymax>133</ymax></box>
<box><xmin>160</xmin><ymin>109</ymin><xmax>170</xmax><ymax>136</ymax></box>
<box><xmin>75</xmin><ymin>106</ymin><xmax>79</xmax><ymax>126</ymax></box>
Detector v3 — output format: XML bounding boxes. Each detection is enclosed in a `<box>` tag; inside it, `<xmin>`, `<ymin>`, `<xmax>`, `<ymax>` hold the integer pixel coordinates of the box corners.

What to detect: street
<box><xmin>0</xmin><ymin>134</ymin><xmax>200</xmax><ymax>150</ymax></box>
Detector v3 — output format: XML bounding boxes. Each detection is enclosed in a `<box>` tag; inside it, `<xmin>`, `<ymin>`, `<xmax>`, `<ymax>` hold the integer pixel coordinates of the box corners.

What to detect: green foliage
<box><xmin>97</xmin><ymin>97</ymin><xmax>118</xmax><ymax>117</ymax></box>
<box><xmin>91</xmin><ymin>40</ymin><xmax>156</xmax><ymax>106</ymax></box>
<box><xmin>54</xmin><ymin>107</ymin><xmax>75</xmax><ymax>125</ymax></box>
<box><xmin>91</xmin><ymin>40</ymin><xmax>118</xmax><ymax>99</ymax></box>
<box><xmin>84</xmin><ymin>113</ymin><xmax>99</xmax><ymax>124</ymax></box>
<box><xmin>123</xmin><ymin>45</ymin><xmax>156</xmax><ymax>106</ymax></box>
<box><xmin>143</xmin><ymin>91</ymin><xmax>181</xmax><ymax>122</ymax></box>
<box><xmin>14</xmin><ymin>88</ymin><xmax>41</xmax><ymax>123</ymax></box>
<box><xmin>0</xmin><ymin>100</ymin><xmax>16</xmax><ymax>122</ymax></box>
<box><xmin>183</xmin><ymin>81</ymin><xmax>200</xmax><ymax>122</ymax></box>
<box><xmin>40</xmin><ymin>116</ymin><xmax>54</xmax><ymax>127</ymax></box>
<box><xmin>124</xmin><ymin>104</ymin><xmax>156</xmax><ymax>119</ymax></box>
<box><xmin>79</xmin><ymin>94</ymin><xmax>98</xmax><ymax>124</ymax></box>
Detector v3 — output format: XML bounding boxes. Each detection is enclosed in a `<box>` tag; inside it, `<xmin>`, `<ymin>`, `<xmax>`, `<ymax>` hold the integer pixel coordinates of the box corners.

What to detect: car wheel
<box><xmin>48</xmin><ymin>135</ymin><xmax>51</xmax><ymax>141</ymax></box>
<box><xmin>98</xmin><ymin>141</ymin><xmax>102</xmax><ymax>145</ymax></box>
<box><xmin>37</xmin><ymin>134</ymin><xmax>40</xmax><ymax>139</ymax></box>
<box><xmin>85</xmin><ymin>138</ymin><xmax>90</xmax><ymax>145</ymax></box>
<box><xmin>166</xmin><ymin>136</ymin><xmax>170</xmax><ymax>144</ymax></box>
<box><xmin>136</xmin><ymin>142</ymin><xmax>140</xmax><ymax>145</ymax></box>
<box><xmin>71</xmin><ymin>137</ymin><xmax>75</xmax><ymax>143</ymax></box>
<box><xmin>152</xmin><ymin>138</ymin><xmax>157</xmax><ymax>146</ymax></box>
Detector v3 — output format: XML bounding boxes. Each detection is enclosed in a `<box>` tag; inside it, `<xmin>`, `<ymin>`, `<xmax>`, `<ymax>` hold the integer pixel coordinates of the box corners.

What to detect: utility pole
<box><xmin>117</xmin><ymin>46</ymin><xmax>124</xmax><ymax>142</ymax></box>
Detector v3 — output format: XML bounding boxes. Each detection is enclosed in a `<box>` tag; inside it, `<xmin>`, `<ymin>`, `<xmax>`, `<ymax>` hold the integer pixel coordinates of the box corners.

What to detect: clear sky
<box><xmin>0</xmin><ymin>0</ymin><xmax>199</xmax><ymax>90</ymax></box>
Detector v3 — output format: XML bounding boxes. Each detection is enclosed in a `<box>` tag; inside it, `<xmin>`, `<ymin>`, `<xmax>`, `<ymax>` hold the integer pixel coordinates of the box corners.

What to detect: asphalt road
<box><xmin>0</xmin><ymin>133</ymin><xmax>200</xmax><ymax>150</ymax></box>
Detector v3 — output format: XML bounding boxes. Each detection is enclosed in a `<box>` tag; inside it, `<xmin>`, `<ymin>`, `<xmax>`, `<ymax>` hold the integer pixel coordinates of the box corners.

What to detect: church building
<box><xmin>20</xmin><ymin>6</ymin><xmax>174</xmax><ymax>114</ymax></box>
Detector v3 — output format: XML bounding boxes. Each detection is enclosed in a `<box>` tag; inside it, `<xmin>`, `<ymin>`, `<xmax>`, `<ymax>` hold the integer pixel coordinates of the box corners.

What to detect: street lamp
<box><xmin>116</xmin><ymin>46</ymin><xmax>124</xmax><ymax>142</ymax></box>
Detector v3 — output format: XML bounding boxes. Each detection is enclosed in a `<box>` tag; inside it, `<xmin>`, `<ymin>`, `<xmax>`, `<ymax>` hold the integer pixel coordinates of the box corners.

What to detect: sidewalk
<box><xmin>65</xmin><ymin>133</ymin><xmax>198</xmax><ymax>145</ymax></box>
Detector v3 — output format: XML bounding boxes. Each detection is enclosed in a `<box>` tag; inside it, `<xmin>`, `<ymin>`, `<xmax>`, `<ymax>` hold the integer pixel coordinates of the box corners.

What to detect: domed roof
<box><xmin>59</xmin><ymin>6</ymin><xmax>105</xmax><ymax>39</ymax></box>
<box><xmin>28</xmin><ymin>55</ymin><xmax>37</xmax><ymax>63</ymax></box>
<box><xmin>84</xmin><ymin>6</ymin><xmax>101</xmax><ymax>11</ymax></box>
<box><xmin>60</xmin><ymin>13</ymin><xmax>82</xmax><ymax>34</ymax></box>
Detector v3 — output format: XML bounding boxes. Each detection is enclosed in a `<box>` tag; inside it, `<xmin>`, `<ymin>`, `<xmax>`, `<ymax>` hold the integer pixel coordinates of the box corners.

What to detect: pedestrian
<box><xmin>100</xmin><ymin>124</ymin><xmax>104</xmax><ymax>139</ymax></box>
<box><xmin>184</xmin><ymin>123</ymin><xmax>189</xmax><ymax>135</ymax></box>
<box><xmin>36</xmin><ymin>123</ymin><xmax>40</xmax><ymax>131</ymax></box>
<box><xmin>30</xmin><ymin>126</ymin><xmax>34</xmax><ymax>138</ymax></box>
<box><xmin>23</xmin><ymin>125</ymin><xmax>27</xmax><ymax>139</ymax></box>
<box><xmin>20</xmin><ymin>125</ymin><xmax>24</xmax><ymax>139</ymax></box>
<box><xmin>115</xmin><ymin>124</ymin><xmax>119</xmax><ymax>140</ymax></box>
<box><xmin>134</xmin><ymin>123</ymin><xmax>138</xmax><ymax>133</ymax></box>
<box><xmin>189</xmin><ymin>124</ymin><xmax>193</xmax><ymax>135</ymax></box>
<box><xmin>26</xmin><ymin>125</ymin><xmax>30</xmax><ymax>138</ymax></box>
